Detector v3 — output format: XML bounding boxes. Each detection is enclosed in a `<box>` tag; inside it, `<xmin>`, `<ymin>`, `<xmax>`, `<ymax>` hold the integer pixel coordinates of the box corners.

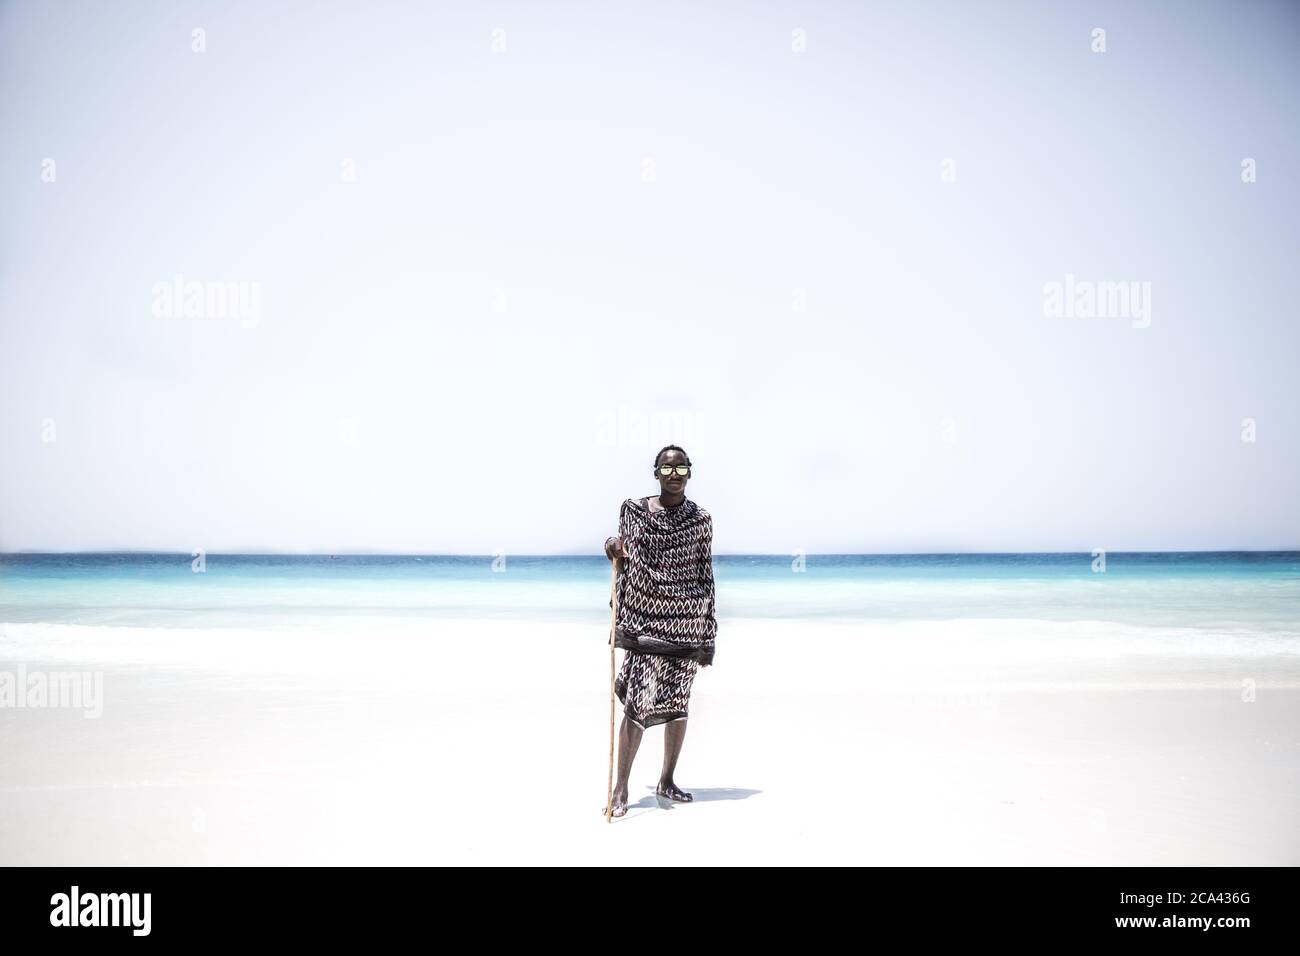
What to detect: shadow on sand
<box><xmin>603</xmin><ymin>787</ymin><xmax>761</xmax><ymax>820</ymax></box>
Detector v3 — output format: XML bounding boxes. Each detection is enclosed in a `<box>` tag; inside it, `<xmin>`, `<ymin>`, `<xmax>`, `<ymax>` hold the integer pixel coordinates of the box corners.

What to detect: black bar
<box><xmin>0</xmin><ymin>866</ymin><xmax>1290</xmax><ymax>943</ymax></box>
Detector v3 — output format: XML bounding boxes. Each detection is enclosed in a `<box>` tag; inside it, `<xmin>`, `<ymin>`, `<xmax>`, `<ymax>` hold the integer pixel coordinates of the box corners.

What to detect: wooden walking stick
<box><xmin>604</xmin><ymin>555</ymin><xmax>621</xmax><ymax>821</ymax></box>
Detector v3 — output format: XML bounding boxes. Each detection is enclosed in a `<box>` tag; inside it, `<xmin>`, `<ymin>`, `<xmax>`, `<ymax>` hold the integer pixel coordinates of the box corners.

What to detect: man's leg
<box><xmin>657</xmin><ymin>718</ymin><xmax>693</xmax><ymax>801</ymax></box>
<box><xmin>606</xmin><ymin>715</ymin><xmax>644</xmax><ymax>816</ymax></box>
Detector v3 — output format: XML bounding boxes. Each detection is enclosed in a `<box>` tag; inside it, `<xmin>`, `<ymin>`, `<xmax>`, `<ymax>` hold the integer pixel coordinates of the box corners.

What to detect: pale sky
<box><xmin>2</xmin><ymin>0</ymin><xmax>1297</xmax><ymax>554</ymax></box>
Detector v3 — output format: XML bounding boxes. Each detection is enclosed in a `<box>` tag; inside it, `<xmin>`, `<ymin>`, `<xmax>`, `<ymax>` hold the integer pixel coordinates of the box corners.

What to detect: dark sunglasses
<box><xmin>657</xmin><ymin>464</ymin><xmax>691</xmax><ymax>477</ymax></box>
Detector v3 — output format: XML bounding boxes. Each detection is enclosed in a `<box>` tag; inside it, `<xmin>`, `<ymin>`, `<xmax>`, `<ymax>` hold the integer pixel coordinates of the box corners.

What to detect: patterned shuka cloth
<box><xmin>614</xmin><ymin>651</ymin><xmax>699</xmax><ymax>730</ymax></box>
<box><xmin>609</xmin><ymin>495</ymin><xmax>717</xmax><ymax>729</ymax></box>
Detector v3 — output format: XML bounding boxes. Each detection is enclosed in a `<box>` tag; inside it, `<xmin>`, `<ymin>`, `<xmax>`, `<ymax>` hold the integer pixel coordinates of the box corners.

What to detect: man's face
<box><xmin>654</xmin><ymin>449</ymin><xmax>690</xmax><ymax>495</ymax></box>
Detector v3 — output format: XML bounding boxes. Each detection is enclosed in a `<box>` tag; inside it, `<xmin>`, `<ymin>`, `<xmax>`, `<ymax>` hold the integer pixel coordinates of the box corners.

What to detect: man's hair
<box><xmin>653</xmin><ymin>444</ymin><xmax>691</xmax><ymax>467</ymax></box>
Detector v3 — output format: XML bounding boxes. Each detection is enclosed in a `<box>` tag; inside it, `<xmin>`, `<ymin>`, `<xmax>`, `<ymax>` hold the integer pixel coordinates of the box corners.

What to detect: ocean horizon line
<box><xmin>3</xmin><ymin>549</ymin><xmax>1298</xmax><ymax>559</ymax></box>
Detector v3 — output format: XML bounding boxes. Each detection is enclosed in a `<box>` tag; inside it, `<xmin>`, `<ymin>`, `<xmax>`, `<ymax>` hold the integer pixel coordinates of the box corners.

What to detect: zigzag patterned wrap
<box><xmin>612</xmin><ymin>496</ymin><xmax>717</xmax><ymax>666</ymax></box>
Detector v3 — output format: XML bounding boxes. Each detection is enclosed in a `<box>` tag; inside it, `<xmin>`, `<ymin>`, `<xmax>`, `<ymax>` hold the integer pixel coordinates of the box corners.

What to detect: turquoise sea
<box><xmin>1</xmin><ymin>552</ymin><xmax>1297</xmax><ymax>633</ymax></box>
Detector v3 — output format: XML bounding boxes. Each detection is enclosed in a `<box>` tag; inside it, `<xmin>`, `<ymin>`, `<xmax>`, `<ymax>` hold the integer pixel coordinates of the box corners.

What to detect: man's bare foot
<box><xmin>656</xmin><ymin>780</ymin><xmax>693</xmax><ymax>802</ymax></box>
<box><xmin>602</xmin><ymin>788</ymin><xmax>628</xmax><ymax>817</ymax></box>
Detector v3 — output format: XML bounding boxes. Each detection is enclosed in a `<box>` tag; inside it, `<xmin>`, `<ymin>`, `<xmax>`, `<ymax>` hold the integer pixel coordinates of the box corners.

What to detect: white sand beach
<box><xmin>1</xmin><ymin>617</ymin><xmax>1298</xmax><ymax>865</ymax></box>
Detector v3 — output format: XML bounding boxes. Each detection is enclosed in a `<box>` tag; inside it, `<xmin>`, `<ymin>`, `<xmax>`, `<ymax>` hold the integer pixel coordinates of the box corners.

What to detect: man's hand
<box><xmin>604</xmin><ymin>536</ymin><xmax>624</xmax><ymax>561</ymax></box>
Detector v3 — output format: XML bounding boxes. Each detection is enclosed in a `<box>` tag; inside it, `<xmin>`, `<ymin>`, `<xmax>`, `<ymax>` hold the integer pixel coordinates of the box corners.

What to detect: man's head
<box><xmin>653</xmin><ymin>444</ymin><xmax>691</xmax><ymax>496</ymax></box>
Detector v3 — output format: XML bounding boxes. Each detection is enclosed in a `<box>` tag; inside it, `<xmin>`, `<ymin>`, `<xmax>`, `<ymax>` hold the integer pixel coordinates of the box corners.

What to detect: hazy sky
<box><xmin>2</xmin><ymin>0</ymin><xmax>1297</xmax><ymax>554</ymax></box>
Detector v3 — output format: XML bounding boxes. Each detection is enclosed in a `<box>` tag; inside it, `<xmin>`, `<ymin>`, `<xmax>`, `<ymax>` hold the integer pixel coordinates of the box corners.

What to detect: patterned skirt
<box><xmin>614</xmin><ymin>649</ymin><xmax>700</xmax><ymax>730</ymax></box>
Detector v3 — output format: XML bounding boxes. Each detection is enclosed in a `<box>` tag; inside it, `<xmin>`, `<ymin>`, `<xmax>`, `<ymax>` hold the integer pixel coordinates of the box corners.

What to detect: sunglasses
<box><xmin>657</xmin><ymin>464</ymin><xmax>691</xmax><ymax>477</ymax></box>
